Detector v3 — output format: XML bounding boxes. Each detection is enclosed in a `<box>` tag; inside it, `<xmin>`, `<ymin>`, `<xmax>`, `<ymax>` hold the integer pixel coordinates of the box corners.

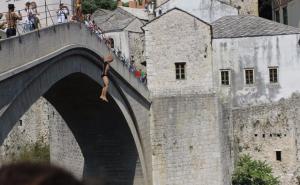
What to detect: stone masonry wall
<box><xmin>48</xmin><ymin>104</ymin><xmax>84</xmax><ymax>179</ymax></box>
<box><xmin>128</xmin><ymin>32</ymin><xmax>146</xmax><ymax>71</ymax></box>
<box><xmin>230</xmin><ymin>0</ymin><xmax>258</xmax><ymax>15</ymax></box>
<box><xmin>144</xmin><ymin>9</ymin><xmax>213</xmax><ymax>97</ymax></box>
<box><xmin>0</xmin><ymin>97</ymin><xmax>50</xmax><ymax>163</ymax></box>
<box><xmin>150</xmin><ymin>94</ymin><xmax>230</xmax><ymax>185</ymax></box>
<box><xmin>232</xmin><ymin>94</ymin><xmax>300</xmax><ymax>185</ymax></box>
<box><xmin>0</xmin><ymin>97</ymin><xmax>84</xmax><ymax>178</ymax></box>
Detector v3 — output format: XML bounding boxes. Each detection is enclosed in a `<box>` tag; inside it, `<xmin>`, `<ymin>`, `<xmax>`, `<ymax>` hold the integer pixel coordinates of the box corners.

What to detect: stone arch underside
<box><xmin>0</xmin><ymin>48</ymin><xmax>150</xmax><ymax>185</ymax></box>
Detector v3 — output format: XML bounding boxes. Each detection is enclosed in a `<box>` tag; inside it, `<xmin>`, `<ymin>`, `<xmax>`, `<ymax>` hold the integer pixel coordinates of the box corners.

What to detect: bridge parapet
<box><xmin>0</xmin><ymin>22</ymin><xmax>149</xmax><ymax>101</ymax></box>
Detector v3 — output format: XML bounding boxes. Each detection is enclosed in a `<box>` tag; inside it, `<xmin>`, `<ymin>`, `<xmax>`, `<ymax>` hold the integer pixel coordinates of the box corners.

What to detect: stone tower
<box><xmin>144</xmin><ymin>8</ymin><xmax>231</xmax><ymax>185</ymax></box>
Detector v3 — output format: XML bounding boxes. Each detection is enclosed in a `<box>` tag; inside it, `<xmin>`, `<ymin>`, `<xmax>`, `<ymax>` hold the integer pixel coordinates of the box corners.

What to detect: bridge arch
<box><xmin>0</xmin><ymin>48</ymin><xmax>149</xmax><ymax>185</ymax></box>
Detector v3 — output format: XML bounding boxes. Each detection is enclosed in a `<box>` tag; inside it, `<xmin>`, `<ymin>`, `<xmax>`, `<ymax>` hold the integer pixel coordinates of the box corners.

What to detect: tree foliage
<box><xmin>232</xmin><ymin>155</ymin><xmax>280</xmax><ymax>185</ymax></box>
<box><xmin>82</xmin><ymin>0</ymin><xmax>117</xmax><ymax>14</ymax></box>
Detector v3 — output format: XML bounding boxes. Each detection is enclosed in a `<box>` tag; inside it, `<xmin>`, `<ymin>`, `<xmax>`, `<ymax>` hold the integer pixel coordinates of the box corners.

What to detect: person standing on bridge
<box><xmin>5</xmin><ymin>4</ymin><xmax>22</xmax><ymax>38</ymax></box>
<box><xmin>57</xmin><ymin>3</ymin><xmax>69</xmax><ymax>24</ymax></box>
<box><xmin>75</xmin><ymin>0</ymin><xmax>82</xmax><ymax>21</ymax></box>
<box><xmin>100</xmin><ymin>40</ymin><xmax>114</xmax><ymax>102</ymax></box>
<box><xmin>24</xmin><ymin>2</ymin><xmax>36</xmax><ymax>31</ymax></box>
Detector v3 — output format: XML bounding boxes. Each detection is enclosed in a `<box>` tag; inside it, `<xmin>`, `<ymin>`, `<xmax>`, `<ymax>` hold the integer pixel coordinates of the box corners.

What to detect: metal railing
<box><xmin>0</xmin><ymin>2</ymin><xmax>147</xmax><ymax>85</ymax></box>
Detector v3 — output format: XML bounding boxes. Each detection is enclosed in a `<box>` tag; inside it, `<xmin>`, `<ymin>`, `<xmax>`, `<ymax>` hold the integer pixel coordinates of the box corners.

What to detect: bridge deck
<box><xmin>0</xmin><ymin>22</ymin><xmax>150</xmax><ymax>102</ymax></box>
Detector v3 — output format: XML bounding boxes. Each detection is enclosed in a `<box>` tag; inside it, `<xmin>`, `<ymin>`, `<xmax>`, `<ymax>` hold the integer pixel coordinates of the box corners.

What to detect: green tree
<box><xmin>232</xmin><ymin>155</ymin><xmax>280</xmax><ymax>185</ymax></box>
<box><xmin>82</xmin><ymin>0</ymin><xmax>117</xmax><ymax>14</ymax></box>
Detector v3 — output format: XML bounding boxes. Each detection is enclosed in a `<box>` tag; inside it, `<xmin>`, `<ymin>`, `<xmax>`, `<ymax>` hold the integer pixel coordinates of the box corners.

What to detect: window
<box><xmin>220</xmin><ymin>70</ymin><xmax>230</xmax><ymax>85</ymax></box>
<box><xmin>276</xmin><ymin>151</ymin><xmax>282</xmax><ymax>161</ymax></box>
<box><xmin>19</xmin><ymin>120</ymin><xmax>22</xmax><ymax>126</ymax></box>
<box><xmin>269</xmin><ymin>67</ymin><xmax>278</xmax><ymax>83</ymax></box>
<box><xmin>245</xmin><ymin>69</ymin><xmax>254</xmax><ymax>85</ymax></box>
<box><xmin>175</xmin><ymin>63</ymin><xmax>186</xmax><ymax>80</ymax></box>
<box><xmin>275</xmin><ymin>10</ymin><xmax>280</xmax><ymax>23</ymax></box>
<box><xmin>107</xmin><ymin>38</ymin><xmax>114</xmax><ymax>48</ymax></box>
<box><xmin>283</xmin><ymin>7</ymin><xmax>288</xmax><ymax>25</ymax></box>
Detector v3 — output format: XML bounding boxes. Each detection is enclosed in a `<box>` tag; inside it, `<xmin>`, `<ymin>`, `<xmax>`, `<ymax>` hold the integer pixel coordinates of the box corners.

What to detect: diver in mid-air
<box><xmin>100</xmin><ymin>39</ymin><xmax>113</xmax><ymax>102</ymax></box>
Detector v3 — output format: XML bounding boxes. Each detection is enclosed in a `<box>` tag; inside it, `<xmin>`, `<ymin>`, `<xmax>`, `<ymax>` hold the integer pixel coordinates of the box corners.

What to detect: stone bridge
<box><xmin>0</xmin><ymin>23</ymin><xmax>152</xmax><ymax>185</ymax></box>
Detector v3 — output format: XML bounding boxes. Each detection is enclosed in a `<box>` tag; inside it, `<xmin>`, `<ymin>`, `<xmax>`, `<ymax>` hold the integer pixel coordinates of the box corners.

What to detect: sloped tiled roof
<box><xmin>91</xmin><ymin>9</ymin><xmax>111</xmax><ymax>20</ymax></box>
<box><xmin>93</xmin><ymin>7</ymin><xmax>148</xmax><ymax>32</ymax></box>
<box><xmin>93</xmin><ymin>8</ymin><xmax>134</xmax><ymax>32</ymax></box>
<box><xmin>212</xmin><ymin>15</ymin><xmax>300</xmax><ymax>38</ymax></box>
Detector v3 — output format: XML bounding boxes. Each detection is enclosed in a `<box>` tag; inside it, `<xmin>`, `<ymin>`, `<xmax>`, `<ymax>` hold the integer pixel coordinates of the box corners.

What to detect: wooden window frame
<box><xmin>244</xmin><ymin>68</ymin><xmax>255</xmax><ymax>85</ymax></box>
<box><xmin>220</xmin><ymin>70</ymin><xmax>230</xmax><ymax>86</ymax></box>
<box><xmin>175</xmin><ymin>62</ymin><xmax>186</xmax><ymax>80</ymax></box>
<box><xmin>269</xmin><ymin>67</ymin><xmax>279</xmax><ymax>84</ymax></box>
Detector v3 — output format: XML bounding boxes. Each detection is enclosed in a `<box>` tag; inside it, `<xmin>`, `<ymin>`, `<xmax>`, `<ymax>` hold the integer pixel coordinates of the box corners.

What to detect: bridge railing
<box><xmin>0</xmin><ymin>2</ymin><xmax>147</xmax><ymax>86</ymax></box>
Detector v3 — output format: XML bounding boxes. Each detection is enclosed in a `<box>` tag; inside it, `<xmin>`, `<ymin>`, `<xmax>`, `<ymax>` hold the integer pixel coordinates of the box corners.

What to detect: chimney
<box><xmin>117</xmin><ymin>0</ymin><xmax>122</xmax><ymax>7</ymax></box>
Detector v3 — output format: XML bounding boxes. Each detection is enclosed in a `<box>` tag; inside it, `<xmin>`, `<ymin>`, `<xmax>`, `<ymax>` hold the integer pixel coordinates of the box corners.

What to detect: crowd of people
<box><xmin>83</xmin><ymin>15</ymin><xmax>147</xmax><ymax>85</ymax></box>
<box><xmin>0</xmin><ymin>1</ymin><xmax>73</xmax><ymax>38</ymax></box>
<box><xmin>23</xmin><ymin>1</ymin><xmax>40</xmax><ymax>32</ymax></box>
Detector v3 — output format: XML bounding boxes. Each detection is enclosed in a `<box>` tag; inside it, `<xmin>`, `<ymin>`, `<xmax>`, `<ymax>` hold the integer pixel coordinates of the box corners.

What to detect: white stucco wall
<box><xmin>155</xmin><ymin>0</ymin><xmax>238</xmax><ymax>23</ymax></box>
<box><xmin>288</xmin><ymin>0</ymin><xmax>300</xmax><ymax>28</ymax></box>
<box><xmin>105</xmin><ymin>31</ymin><xmax>130</xmax><ymax>59</ymax></box>
<box><xmin>273</xmin><ymin>0</ymin><xmax>300</xmax><ymax>28</ymax></box>
<box><xmin>213</xmin><ymin>34</ymin><xmax>300</xmax><ymax>106</ymax></box>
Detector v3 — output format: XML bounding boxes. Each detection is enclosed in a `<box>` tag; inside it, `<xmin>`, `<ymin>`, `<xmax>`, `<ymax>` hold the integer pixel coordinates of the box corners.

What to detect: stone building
<box><xmin>144</xmin><ymin>7</ymin><xmax>300</xmax><ymax>185</ymax></box>
<box><xmin>272</xmin><ymin>0</ymin><xmax>300</xmax><ymax>28</ymax></box>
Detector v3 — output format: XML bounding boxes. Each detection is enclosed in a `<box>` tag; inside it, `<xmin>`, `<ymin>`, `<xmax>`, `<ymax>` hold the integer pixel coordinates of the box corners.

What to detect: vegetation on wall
<box><xmin>12</xmin><ymin>141</ymin><xmax>50</xmax><ymax>163</ymax></box>
<box><xmin>82</xmin><ymin>0</ymin><xmax>117</xmax><ymax>14</ymax></box>
<box><xmin>232</xmin><ymin>155</ymin><xmax>279</xmax><ymax>185</ymax></box>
